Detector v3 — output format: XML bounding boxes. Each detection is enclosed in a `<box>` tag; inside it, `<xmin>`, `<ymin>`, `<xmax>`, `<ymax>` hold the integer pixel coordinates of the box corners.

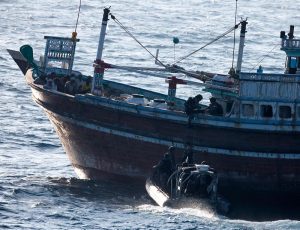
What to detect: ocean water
<box><xmin>1</xmin><ymin>0</ymin><xmax>300</xmax><ymax>229</ymax></box>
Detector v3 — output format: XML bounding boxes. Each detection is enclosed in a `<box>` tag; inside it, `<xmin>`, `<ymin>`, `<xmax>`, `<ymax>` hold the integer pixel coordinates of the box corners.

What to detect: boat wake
<box><xmin>137</xmin><ymin>198</ymin><xmax>217</xmax><ymax>220</ymax></box>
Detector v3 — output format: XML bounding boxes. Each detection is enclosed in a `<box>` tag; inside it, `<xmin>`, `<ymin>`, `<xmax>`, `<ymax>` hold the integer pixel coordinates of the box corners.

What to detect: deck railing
<box><xmin>43</xmin><ymin>36</ymin><xmax>79</xmax><ymax>75</ymax></box>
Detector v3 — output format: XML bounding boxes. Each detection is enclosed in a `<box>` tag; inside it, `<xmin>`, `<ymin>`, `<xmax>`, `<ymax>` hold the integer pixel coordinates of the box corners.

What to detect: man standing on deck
<box><xmin>205</xmin><ymin>97</ymin><xmax>223</xmax><ymax>116</ymax></box>
<box><xmin>184</xmin><ymin>94</ymin><xmax>203</xmax><ymax>126</ymax></box>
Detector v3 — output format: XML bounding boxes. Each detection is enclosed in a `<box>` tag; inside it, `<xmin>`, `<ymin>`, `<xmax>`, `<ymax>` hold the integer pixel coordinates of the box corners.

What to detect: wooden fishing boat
<box><xmin>7</xmin><ymin>8</ymin><xmax>300</xmax><ymax>199</ymax></box>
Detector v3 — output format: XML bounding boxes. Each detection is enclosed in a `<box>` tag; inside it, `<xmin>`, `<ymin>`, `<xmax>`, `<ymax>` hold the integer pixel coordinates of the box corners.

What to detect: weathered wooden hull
<box><xmin>48</xmin><ymin>112</ymin><xmax>300</xmax><ymax>194</ymax></box>
<box><xmin>26</xmin><ymin>71</ymin><xmax>300</xmax><ymax>195</ymax></box>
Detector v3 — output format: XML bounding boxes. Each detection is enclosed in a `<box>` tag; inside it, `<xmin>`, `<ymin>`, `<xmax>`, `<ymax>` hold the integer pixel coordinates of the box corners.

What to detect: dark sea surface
<box><xmin>1</xmin><ymin>0</ymin><xmax>300</xmax><ymax>229</ymax></box>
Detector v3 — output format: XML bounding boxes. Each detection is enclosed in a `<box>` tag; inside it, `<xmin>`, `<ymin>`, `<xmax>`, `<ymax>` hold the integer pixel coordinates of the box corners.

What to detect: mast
<box><xmin>236</xmin><ymin>20</ymin><xmax>248</xmax><ymax>75</ymax></box>
<box><xmin>92</xmin><ymin>8</ymin><xmax>110</xmax><ymax>95</ymax></box>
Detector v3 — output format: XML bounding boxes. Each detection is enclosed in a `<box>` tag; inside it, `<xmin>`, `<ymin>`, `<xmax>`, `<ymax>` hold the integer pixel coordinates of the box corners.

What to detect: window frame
<box><xmin>241</xmin><ymin>103</ymin><xmax>255</xmax><ymax>118</ymax></box>
<box><xmin>278</xmin><ymin>105</ymin><xmax>292</xmax><ymax>119</ymax></box>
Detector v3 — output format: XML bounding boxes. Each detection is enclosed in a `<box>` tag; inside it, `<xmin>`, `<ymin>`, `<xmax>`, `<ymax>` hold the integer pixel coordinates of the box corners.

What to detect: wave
<box><xmin>33</xmin><ymin>142</ymin><xmax>61</xmax><ymax>149</ymax></box>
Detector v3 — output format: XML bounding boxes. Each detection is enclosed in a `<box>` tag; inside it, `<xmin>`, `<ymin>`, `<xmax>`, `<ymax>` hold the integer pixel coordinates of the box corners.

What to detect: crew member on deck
<box><xmin>54</xmin><ymin>77</ymin><xmax>64</xmax><ymax>92</ymax></box>
<box><xmin>205</xmin><ymin>97</ymin><xmax>223</xmax><ymax>116</ymax></box>
<box><xmin>184</xmin><ymin>94</ymin><xmax>203</xmax><ymax>115</ymax></box>
<box><xmin>184</xmin><ymin>94</ymin><xmax>203</xmax><ymax>126</ymax></box>
<box><xmin>80</xmin><ymin>78</ymin><xmax>92</xmax><ymax>93</ymax></box>
<box><xmin>257</xmin><ymin>65</ymin><xmax>263</xmax><ymax>74</ymax></box>
<box><xmin>64</xmin><ymin>79</ymin><xmax>77</xmax><ymax>95</ymax></box>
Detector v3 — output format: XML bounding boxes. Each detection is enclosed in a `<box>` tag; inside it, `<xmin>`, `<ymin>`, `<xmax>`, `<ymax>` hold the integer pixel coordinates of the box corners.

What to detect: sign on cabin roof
<box><xmin>239</xmin><ymin>73</ymin><xmax>300</xmax><ymax>101</ymax></box>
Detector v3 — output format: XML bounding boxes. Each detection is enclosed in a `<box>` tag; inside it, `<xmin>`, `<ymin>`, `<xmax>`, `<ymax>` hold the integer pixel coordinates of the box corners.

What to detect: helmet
<box><xmin>210</xmin><ymin>97</ymin><xmax>216</xmax><ymax>103</ymax></box>
<box><xmin>195</xmin><ymin>94</ymin><xmax>203</xmax><ymax>101</ymax></box>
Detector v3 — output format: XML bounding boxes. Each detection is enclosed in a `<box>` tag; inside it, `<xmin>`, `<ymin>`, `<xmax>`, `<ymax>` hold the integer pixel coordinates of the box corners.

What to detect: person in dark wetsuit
<box><xmin>184</xmin><ymin>94</ymin><xmax>203</xmax><ymax>126</ymax></box>
<box><xmin>152</xmin><ymin>146</ymin><xmax>175</xmax><ymax>190</ymax></box>
<box><xmin>184</xmin><ymin>94</ymin><xmax>203</xmax><ymax>115</ymax></box>
<box><xmin>205</xmin><ymin>97</ymin><xmax>223</xmax><ymax>116</ymax></box>
<box><xmin>181</xmin><ymin>147</ymin><xmax>194</xmax><ymax>164</ymax></box>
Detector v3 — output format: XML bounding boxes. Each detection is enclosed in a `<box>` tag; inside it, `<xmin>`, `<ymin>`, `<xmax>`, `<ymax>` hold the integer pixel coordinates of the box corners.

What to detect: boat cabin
<box><xmin>231</xmin><ymin>25</ymin><xmax>300</xmax><ymax>122</ymax></box>
<box><xmin>236</xmin><ymin>72</ymin><xmax>299</xmax><ymax>121</ymax></box>
<box><xmin>280</xmin><ymin>26</ymin><xmax>300</xmax><ymax>74</ymax></box>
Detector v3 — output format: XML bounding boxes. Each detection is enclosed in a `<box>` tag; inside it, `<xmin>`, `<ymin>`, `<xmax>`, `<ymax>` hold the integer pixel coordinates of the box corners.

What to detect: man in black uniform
<box><xmin>181</xmin><ymin>147</ymin><xmax>194</xmax><ymax>164</ymax></box>
<box><xmin>184</xmin><ymin>94</ymin><xmax>203</xmax><ymax>126</ymax></box>
<box><xmin>152</xmin><ymin>146</ymin><xmax>175</xmax><ymax>190</ymax></box>
<box><xmin>205</xmin><ymin>97</ymin><xmax>223</xmax><ymax>116</ymax></box>
<box><xmin>184</xmin><ymin>94</ymin><xmax>203</xmax><ymax>115</ymax></box>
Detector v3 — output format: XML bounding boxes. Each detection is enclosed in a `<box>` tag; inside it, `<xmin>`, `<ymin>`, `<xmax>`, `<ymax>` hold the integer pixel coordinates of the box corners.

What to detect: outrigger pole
<box><xmin>103</xmin><ymin>62</ymin><xmax>238</xmax><ymax>93</ymax></box>
<box><xmin>92</xmin><ymin>7</ymin><xmax>110</xmax><ymax>95</ymax></box>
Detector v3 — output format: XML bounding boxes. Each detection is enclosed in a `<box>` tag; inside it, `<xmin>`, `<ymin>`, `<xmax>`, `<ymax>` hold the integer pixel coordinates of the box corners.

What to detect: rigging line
<box><xmin>231</xmin><ymin>0</ymin><xmax>238</xmax><ymax>69</ymax></box>
<box><xmin>249</xmin><ymin>42</ymin><xmax>280</xmax><ymax>72</ymax></box>
<box><xmin>171</xmin><ymin>23</ymin><xmax>240</xmax><ymax>65</ymax></box>
<box><xmin>74</xmin><ymin>0</ymin><xmax>82</xmax><ymax>33</ymax></box>
<box><xmin>110</xmin><ymin>14</ymin><xmax>166</xmax><ymax>67</ymax></box>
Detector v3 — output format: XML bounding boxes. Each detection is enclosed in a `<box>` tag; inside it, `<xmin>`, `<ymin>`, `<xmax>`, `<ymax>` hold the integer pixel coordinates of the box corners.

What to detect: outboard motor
<box><xmin>174</xmin><ymin>163</ymin><xmax>218</xmax><ymax>200</ymax></box>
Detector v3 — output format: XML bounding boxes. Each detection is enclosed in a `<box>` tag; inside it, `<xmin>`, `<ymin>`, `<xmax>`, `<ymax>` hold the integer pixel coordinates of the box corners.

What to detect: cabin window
<box><xmin>242</xmin><ymin>104</ymin><xmax>254</xmax><ymax>117</ymax></box>
<box><xmin>279</xmin><ymin>106</ymin><xmax>292</xmax><ymax>119</ymax></box>
<box><xmin>260</xmin><ymin>105</ymin><xmax>273</xmax><ymax>118</ymax></box>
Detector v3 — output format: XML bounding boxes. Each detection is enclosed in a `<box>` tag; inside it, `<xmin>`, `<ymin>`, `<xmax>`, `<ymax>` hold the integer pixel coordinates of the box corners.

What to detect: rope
<box><xmin>249</xmin><ymin>42</ymin><xmax>280</xmax><ymax>72</ymax></box>
<box><xmin>109</xmin><ymin>12</ymin><xmax>239</xmax><ymax>81</ymax></box>
<box><xmin>74</xmin><ymin>0</ymin><xmax>82</xmax><ymax>34</ymax></box>
<box><xmin>110</xmin><ymin>14</ymin><xmax>166</xmax><ymax>67</ymax></box>
<box><xmin>231</xmin><ymin>0</ymin><xmax>238</xmax><ymax>69</ymax></box>
<box><xmin>171</xmin><ymin>23</ymin><xmax>240</xmax><ymax>65</ymax></box>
